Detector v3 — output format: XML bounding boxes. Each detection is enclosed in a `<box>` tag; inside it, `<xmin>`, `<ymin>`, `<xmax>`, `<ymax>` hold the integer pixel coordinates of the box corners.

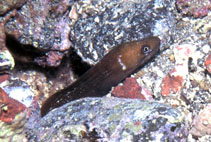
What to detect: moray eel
<box><xmin>41</xmin><ymin>36</ymin><xmax>160</xmax><ymax>117</ymax></box>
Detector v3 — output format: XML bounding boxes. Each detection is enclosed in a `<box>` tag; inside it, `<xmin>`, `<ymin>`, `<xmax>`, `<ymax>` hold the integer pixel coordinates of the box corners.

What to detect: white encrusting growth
<box><xmin>118</xmin><ymin>55</ymin><xmax>127</xmax><ymax>70</ymax></box>
<box><xmin>3</xmin><ymin>86</ymin><xmax>34</xmax><ymax>107</ymax></box>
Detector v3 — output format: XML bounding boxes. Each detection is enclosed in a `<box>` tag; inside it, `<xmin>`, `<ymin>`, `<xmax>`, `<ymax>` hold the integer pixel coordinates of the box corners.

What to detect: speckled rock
<box><xmin>0</xmin><ymin>0</ymin><xmax>210</xmax><ymax>141</ymax></box>
<box><xmin>2</xmin><ymin>0</ymin><xmax>177</xmax><ymax>66</ymax></box>
<box><xmin>0</xmin><ymin>0</ymin><xmax>27</xmax><ymax>16</ymax></box>
<box><xmin>4</xmin><ymin>0</ymin><xmax>73</xmax><ymax>67</ymax></box>
<box><xmin>176</xmin><ymin>0</ymin><xmax>211</xmax><ymax>18</ymax></box>
<box><xmin>70</xmin><ymin>0</ymin><xmax>176</xmax><ymax>64</ymax></box>
<box><xmin>190</xmin><ymin>104</ymin><xmax>211</xmax><ymax>137</ymax></box>
<box><xmin>27</xmin><ymin>97</ymin><xmax>187</xmax><ymax>142</ymax></box>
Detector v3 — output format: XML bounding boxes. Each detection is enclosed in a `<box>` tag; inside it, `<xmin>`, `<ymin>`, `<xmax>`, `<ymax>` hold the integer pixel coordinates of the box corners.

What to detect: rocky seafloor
<box><xmin>0</xmin><ymin>0</ymin><xmax>210</xmax><ymax>141</ymax></box>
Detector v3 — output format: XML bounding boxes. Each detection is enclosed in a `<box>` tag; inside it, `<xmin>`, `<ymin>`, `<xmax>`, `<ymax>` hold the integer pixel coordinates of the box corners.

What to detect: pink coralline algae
<box><xmin>0</xmin><ymin>88</ymin><xmax>26</xmax><ymax>123</ymax></box>
<box><xmin>161</xmin><ymin>44</ymin><xmax>196</xmax><ymax>96</ymax></box>
<box><xmin>112</xmin><ymin>77</ymin><xmax>152</xmax><ymax>100</ymax></box>
<box><xmin>205</xmin><ymin>54</ymin><xmax>211</xmax><ymax>73</ymax></box>
<box><xmin>0</xmin><ymin>74</ymin><xmax>9</xmax><ymax>83</ymax></box>
<box><xmin>35</xmin><ymin>51</ymin><xmax>64</xmax><ymax>67</ymax></box>
<box><xmin>193</xmin><ymin>6</ymin><xmax>210</xmax><ymax>18</ymax></box>
<box><xmin>161</xmin><ymin>67</ymin><xmax>184</xmax><ymax>96</ymax></box>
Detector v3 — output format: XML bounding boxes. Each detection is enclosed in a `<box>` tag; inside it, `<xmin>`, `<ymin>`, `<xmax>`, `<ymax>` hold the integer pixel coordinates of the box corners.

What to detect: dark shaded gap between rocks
<box><xmin>5</xmin><ymin>34</ymin><xmax>91</xmax><ymax>79</ymax></box>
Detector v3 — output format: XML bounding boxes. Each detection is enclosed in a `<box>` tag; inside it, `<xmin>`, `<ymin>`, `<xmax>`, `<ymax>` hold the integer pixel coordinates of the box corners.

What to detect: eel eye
<box><xmin>141</xmin><ymin>45</ymin><xmax>151</xmax><ymax>54</ymax></box>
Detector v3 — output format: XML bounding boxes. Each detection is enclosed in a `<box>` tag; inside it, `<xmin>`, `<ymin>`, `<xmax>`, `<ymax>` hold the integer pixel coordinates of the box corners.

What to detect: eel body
<box><xmin>41</xmin><ymin>36</ymin><xmax>160</xmax><ymax>117</ymax></box>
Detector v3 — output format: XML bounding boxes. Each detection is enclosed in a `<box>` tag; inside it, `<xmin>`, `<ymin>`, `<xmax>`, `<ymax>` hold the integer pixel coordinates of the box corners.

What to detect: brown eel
<box><xmin>41</xmin><ymin>36</ymin><xmax>160</xmax><ymax>117</ymax></box>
